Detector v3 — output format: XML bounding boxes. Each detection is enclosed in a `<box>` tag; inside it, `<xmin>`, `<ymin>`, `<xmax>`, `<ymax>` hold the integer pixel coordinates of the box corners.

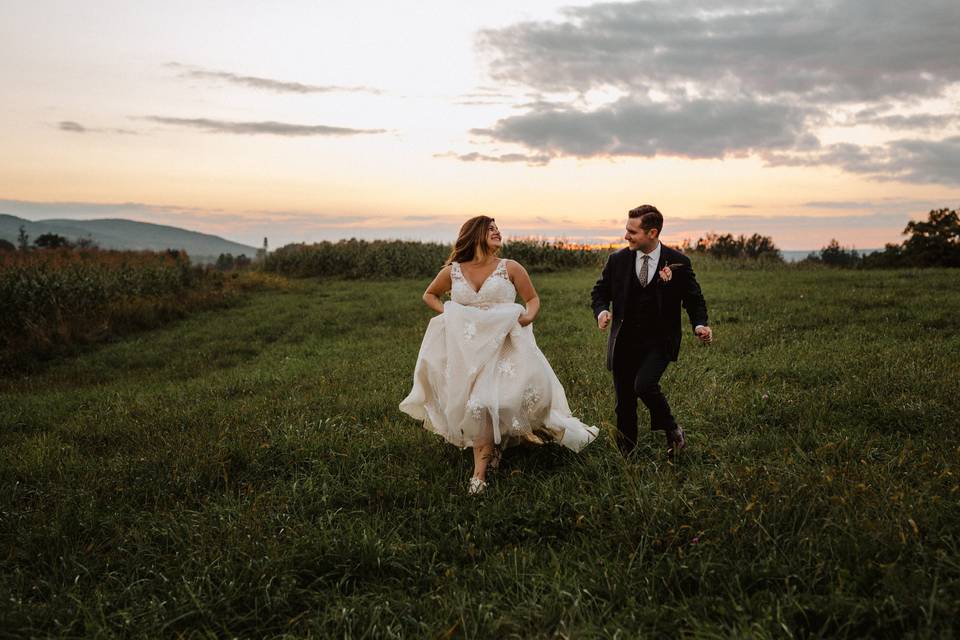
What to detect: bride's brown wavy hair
<box><xmin>445</xmin><ymin>216</ymin><xmax>497</xmax><ymax>265</ymax></box>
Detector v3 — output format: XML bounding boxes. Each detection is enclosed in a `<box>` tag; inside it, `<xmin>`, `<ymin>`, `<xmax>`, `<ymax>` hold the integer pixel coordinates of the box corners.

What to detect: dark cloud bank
<box><xmin>460</xmin><ymin>0</ymin><xmax>960</xmax><ymax>185</ymax></box>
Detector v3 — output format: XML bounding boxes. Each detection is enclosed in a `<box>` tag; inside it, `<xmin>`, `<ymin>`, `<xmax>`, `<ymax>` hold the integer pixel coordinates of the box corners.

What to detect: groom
<box><xmin>591</xmin><ymin>205</ymin><xmax>711</xmax><ymax>456</ymax></box>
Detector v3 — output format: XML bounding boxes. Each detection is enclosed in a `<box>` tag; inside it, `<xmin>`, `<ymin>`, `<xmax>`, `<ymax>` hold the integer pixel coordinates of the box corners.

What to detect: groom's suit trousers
<box><xmin>612</xmin><ymin>328</ymin><xmax>677</xmax><ymax>454</ymax></box>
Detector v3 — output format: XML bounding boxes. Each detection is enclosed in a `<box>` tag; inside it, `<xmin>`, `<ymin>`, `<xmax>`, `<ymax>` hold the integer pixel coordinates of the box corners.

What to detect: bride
<box><xmin>399</xmin><ymin>216</ymin><xmax>599</xmax><ymax>495</ymax></box>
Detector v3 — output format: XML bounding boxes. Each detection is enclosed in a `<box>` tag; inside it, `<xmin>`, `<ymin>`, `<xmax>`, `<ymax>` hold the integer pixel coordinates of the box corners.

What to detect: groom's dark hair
<box><xmin>628</xmin><ymin>204</ymin><xmax>663</xmax><ymax>232</ymax></box>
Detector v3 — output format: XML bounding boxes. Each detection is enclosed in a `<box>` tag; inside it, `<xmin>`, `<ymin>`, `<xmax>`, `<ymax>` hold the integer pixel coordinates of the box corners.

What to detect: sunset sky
<box><xmin>2</xmin><ymin>0</ymin><xmax>959</xmax><ymax>250</ymax></box>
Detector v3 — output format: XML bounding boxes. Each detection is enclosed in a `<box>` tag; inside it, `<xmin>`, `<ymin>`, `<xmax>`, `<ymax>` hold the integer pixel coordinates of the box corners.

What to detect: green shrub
<box><xmin>802</xmin><ymin>239</ymin><xmax>862</xmax><ymax>268</ymax></box>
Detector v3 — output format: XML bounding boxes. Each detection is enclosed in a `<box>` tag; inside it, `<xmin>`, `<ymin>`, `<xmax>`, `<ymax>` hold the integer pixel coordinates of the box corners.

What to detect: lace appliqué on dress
<box><xmin>466</xmin><ymin>397</ymin><xmax>483</xmax><ymax>422</ymax></box>
<box><xmin>522</xmin><ymin>385</ymin><xmax>542</xmax><ymax>416</ymax></box>
<box><xmin>497</xmin><ymin>358</ymin><xmax>517</xmax><ymax>378</ymax></box>
<box><xmin>450</xmin><ymin>259</ymin><xmax>514</xmax><ymax>308</ymax></box>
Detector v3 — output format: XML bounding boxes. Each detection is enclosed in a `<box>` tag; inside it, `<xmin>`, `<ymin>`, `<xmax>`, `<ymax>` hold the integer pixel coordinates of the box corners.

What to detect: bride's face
<box><xmin>486</xmin><ymin>221</ymin><xmax>502</xmax><ymax>250</ymax></box>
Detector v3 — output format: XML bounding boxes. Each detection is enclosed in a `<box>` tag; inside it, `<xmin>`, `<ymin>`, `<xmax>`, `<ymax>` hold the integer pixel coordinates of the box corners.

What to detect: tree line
<box><xmin>802</xmin><ymin>207</ymin><xmax>960</xmax><ymax>268</ymax></box>
<box><xmin>679</xmin><ymin>206</ymin><xmax>959</xmax><ymax>269</ymax></box>
<box><xmin>6</xmin><ymin>206</ymin><xmax>957</xmax><ymax>273</ymax></box>
<box><xmin>0</xmin><ymin>227</ymin><xmax>101</xmax><ymax>251</ymax></box>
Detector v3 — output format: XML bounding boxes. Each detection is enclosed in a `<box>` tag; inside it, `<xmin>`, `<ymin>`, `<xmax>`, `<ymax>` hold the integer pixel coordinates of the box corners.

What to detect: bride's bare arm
<box><xmin>507</xmin><ymin>260</ymin><xmax>540</xmax><ymax>326</ymax></box>
<box><xmin>422</xmin><ymin>265</ymin><xmax>452</xmax><ymax>313</ymax></box>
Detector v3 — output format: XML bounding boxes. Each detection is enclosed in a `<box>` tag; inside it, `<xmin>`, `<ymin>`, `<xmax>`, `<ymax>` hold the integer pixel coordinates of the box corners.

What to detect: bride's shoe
<box><xmin>523</xmin><ymin>431</ymin><xmax>545</xmax><ymax>446</ymax></box>
<box><xmin>467</xmin><ymin>477</ymin><xmax>487</xmax><ymax>495</ymax></box>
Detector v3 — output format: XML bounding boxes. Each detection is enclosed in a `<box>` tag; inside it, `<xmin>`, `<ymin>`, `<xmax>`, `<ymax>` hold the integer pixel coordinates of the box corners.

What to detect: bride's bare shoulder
<box><xmin>426</xmin><ymin>264</ymin><xmax>453</xmax><ymax>293</ymax></box>
<box><xmin>504</xmin><ymin>259</ymin><xmax>530</xmax><ymax>278</ymax></box>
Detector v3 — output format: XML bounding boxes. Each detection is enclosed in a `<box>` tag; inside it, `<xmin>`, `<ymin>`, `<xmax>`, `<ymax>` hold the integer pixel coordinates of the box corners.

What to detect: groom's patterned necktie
<box><xmin>638</xmin><ymin>254</ymin><xmax>650</xmax><ymax>287</ymax></box>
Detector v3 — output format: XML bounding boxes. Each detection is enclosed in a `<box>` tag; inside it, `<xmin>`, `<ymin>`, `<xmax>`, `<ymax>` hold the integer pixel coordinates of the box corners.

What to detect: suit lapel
<box><xmin>625</xmin><ymin>249</ymin><xmax>639</xmax><ymax>287</ymax></box>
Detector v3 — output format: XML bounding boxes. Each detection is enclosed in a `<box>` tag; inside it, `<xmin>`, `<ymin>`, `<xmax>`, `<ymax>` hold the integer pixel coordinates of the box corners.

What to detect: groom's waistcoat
<box><xmin>623</xmin><ymin>265</ymin><xmax>661</xmax><ymax>330</ymax></box>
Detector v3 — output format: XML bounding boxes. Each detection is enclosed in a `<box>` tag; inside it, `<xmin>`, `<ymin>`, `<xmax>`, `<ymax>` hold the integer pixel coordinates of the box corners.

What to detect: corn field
<box><xmin>0</xmin><ymin>248</ymin><xmax>226</xmax><ymax>365</ymax></box>
<box><xmin>262</xmin><ymin>238</ymin><xmax>614</xmax><ymax>279</ymax></box>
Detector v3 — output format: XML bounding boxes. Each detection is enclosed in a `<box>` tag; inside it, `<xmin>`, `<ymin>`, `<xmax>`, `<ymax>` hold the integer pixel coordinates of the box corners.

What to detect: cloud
<box><xmin>765</xmin><ymin>137</ymin><xmax>960</xmax><ymax>186</ymax></box>
<box><xmin>477</xmin><ymin>0</ymin><xmax>960</xmax><ymax>103</ymax></box>
<box><xmin>166</xmin><ymin>63</ymin><xmax>381</xmax><ymax>95</ymax></box>
<box><xmin>0</xmin><ymin>199</ymin><xmax>225</xmax><ymax>219</ymax></box>
<box><xmin>463</xmin><ymin>0</ymin><xmax>960</xmax><ymax>183</ymax></box>
<box><xmin>57</xmin><ymin>120</ymin><xmax>138</xmax><ymax>135</ymax></box>
<box><xmin>802</xmin><ymin>200</ymin><xmax>882</xmax><ymax>210</ymax></box>
<box><xmin>143</xmin><ymin>116</ymin><xmax>387</xmax><ymax>137</ymax></box>
<box><xmin>434</xmin><ymin>151</ymin><xmax>553</xmax><ymax>165</ymax></box>
<box><xmin>839</xmin><ymin>107</ymin><xmax>960</xmax><ymax>130</ymax></box>
<box><xmin>470</xmin><ymin>97</ymin><xmax>816</xmax><ymax>159</ymax></box>
<box><xmin>454</xmin><ymin>99</ymin><xmax>513</xmax><ymax>107</ymax></box>
<box><xmin>453</xmin><ymin>88</ymin><xmax>532</xmax><ymax>107</ymax></box>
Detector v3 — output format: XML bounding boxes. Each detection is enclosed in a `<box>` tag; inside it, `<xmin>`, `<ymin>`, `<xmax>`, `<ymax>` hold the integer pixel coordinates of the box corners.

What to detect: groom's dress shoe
<box><xmin>666</xmin><ymin>426</ymin><xmax>686</xmax><ymax>455</ymax></box>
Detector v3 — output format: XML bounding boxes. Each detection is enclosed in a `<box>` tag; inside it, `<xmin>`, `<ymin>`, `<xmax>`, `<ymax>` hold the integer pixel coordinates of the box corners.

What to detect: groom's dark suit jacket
<box><xmin>591</xmin><ymin>245</ymin><xmax>708</xmax><ymax>370</ymax></box>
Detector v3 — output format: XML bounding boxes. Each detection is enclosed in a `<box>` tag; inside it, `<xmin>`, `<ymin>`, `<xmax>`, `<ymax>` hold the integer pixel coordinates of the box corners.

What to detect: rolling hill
<box><xmin>0</xmin><ymin>214</ymin><xmax>258</xmax><ymax>263</ymax></box>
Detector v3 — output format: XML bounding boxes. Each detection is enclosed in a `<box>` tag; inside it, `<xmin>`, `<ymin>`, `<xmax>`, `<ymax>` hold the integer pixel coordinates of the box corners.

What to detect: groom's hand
<box><xmin>597</xmin><ymin>310</ymin><xmax>611</xmax><ymax>331</ymax></box>
<box><xmin>695</xmin><ymin>325</ymin><xmax>713</xmax><ymax>344</ymax></box>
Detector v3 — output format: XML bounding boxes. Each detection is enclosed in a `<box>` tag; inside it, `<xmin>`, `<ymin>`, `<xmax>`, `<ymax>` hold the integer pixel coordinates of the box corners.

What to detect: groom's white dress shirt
<box><xmin>598</xmin><ymin>241</ymin><xmax>704</xmax><ymax>332</ymax></box>
<box><xmin>635</xmin><ymin>242</ymin><xmax>661</xmax><ymax>286</ymax></box>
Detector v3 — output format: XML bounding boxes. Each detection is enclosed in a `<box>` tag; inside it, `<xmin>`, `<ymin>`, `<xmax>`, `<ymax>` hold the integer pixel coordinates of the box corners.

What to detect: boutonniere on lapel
<box><xmin>657</xmin><ymin>263</ymin><xmax>686</xmax><ymax>284</ymax></box>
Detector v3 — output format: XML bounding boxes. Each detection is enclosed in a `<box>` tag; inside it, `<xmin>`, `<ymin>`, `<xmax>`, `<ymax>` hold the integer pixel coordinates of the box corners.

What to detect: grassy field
<box><xmin>2</xmin><ymin>263</ymin><xmax>959</xmax><ymax>638</ymax></box>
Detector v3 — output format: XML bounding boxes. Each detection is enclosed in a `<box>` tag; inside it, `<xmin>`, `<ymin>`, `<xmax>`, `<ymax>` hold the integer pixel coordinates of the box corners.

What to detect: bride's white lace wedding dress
<box><xmin>400</xmin><ymin>259</ymin><xmax>599</xmax><ymax>451</ymax></box>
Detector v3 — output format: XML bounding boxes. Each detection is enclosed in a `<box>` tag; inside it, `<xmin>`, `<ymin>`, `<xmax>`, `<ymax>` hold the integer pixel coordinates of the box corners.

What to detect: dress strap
<box><xmin>495</xmin><ymin>258</ymin><xmax>509</xmax><ymax>278</ymax></box>
<box><xmin>450</xmin><ymin>261</ymin><xmax>464</xmax><ymax>280</ymax></box>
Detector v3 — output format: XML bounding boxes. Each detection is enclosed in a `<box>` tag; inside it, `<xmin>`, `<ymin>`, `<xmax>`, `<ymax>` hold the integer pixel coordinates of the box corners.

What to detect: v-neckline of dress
<box><xmin>459</xmin><ymin>259</ymin><xmax>503</xmax><ymax>294</ymax></box>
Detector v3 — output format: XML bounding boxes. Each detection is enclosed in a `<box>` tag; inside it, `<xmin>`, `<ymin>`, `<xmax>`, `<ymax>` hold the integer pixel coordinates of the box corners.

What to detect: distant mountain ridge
<box><xmin>0</xmin><ymin>214</ymin><xmax>258</xmax><ymax>263</ymax></box>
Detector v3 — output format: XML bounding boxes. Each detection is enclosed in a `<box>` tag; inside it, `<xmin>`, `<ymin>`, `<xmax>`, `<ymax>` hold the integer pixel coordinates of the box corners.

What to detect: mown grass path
<box><xmin>2</xmin><ymin>266</ymin><xmax>959</xmax><ymax>638</ymax></box>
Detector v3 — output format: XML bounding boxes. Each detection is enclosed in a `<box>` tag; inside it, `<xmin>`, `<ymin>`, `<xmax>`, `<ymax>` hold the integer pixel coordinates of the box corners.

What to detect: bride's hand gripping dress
<box><xmin>400</xmin><ymin>258</ymin><xmax>599</xmax><ymax>451</ymax></box>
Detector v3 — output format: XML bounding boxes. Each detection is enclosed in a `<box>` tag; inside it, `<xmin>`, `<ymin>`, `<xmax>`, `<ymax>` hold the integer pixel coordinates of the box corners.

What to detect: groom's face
<box><xmin>625</xmin><ymin>217</ymin><xmax>659</xmax><ymax>252</ymax></box>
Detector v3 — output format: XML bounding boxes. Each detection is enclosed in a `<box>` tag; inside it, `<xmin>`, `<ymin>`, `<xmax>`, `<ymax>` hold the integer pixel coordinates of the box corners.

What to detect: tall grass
<box><xmin>1</xmin><ymin>248</ymin><xmax>252</xmax><ymax>368</ymax></box>
<box><xmin>263</xmin><ymin>238</ymin><xmax>612</xmax><ymax>279</ymax></box>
